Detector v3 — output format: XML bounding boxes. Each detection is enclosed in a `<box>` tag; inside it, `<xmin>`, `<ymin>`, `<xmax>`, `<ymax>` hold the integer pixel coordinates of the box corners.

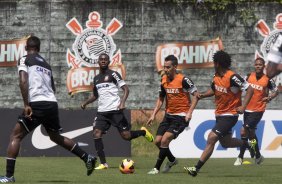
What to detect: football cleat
<box><xmin>95</xmin><ymin>163</ymin><xmax>109</xmax><ymax>170</ymax></box>
<box><xmin>141</xmin><ymin>127</ymin><xmax>154</xmax><ymax>142</ymax></box>
<box><xmin>162</xmin><ymin>159</ymin><xmax>178</xmax><ymax>173</ymax></box>
<box><xmin>255</xmin><ymin>155</ymin><xmax>264</xmax><ymax>165</ymax></box>
<box><xmin>0</xmin><ymin>176</ymin><xmax>15</xmax><ymax>183</ymax></box>
<box><xmin>234</xmin><ymin>157</ymin><xmax>243</xmax><ymax>166</ymax></box>
<box><xmin>85</xmin><ymin>155</ymin><xmax>97</xmax><ymax>176</ymax></box>
<box><xmin>147</xmin><ymin>168</ymin><xmax>159</xmax><ymax>175</ymax></box>
<box><xmin>184</xmin><ymin>166</ymin><xmax>198</xmax><ymax>177</ymax></box>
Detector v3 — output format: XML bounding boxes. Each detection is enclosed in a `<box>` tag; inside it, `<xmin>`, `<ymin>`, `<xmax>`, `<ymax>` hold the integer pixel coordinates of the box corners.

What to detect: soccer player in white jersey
<box><xmin>0</xmin><ymin>36</ymin><xmax>96</xmax><ymax>183</ymax></box>
<box><xmin>266</xmin><ymin>33</ymin><xmax>282</xmax><ymax>78</ymax></box>
<box><xmin>81</xmin><ymin>53</ymin><xmax>154</xmax><ymax>170</ymax></box>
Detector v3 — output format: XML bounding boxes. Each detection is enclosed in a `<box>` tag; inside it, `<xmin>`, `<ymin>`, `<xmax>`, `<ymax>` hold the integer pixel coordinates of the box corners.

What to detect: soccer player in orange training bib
<box><xmin>147</xmin><ymin>55</ymin><xmax>199</xmax><ymax>174</ymax></box>
<box><xmin>234</xmin><ymin>57</ymin><xmax>278</xmax><ymax>166</ymax></box>
<box><xmin>184</xmin><ymin>50</ymin><xmax>256</xmax><ymax>177</ymax></box>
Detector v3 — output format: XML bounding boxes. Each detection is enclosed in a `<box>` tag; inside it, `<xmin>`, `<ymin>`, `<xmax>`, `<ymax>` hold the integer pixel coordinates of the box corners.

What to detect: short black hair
<box><xmin>26</xmin><ymin>36</ymin><xmax>40</xmax><ymax>51</ymax></box>
<box><xmin>165</xmin><ymin>55</ymin><xmax>178</xmax><ymax>66</ymax></box>
<box><xmin>213</xmin><ymin>50</ymin><xmax>232</xmax><ymax>69</ymax></box>
<box><xmin>255</xmin><ymin>57</ymin><xmax>265</xmax><ymax>65</ymax></box>
<box><xmin>98</xmin><ymin>53</ymin><xmax>110</xmax><ymax>60</ymax></box>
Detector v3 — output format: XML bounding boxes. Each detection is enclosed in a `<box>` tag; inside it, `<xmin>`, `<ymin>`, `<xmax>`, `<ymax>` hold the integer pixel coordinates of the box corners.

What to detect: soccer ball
<box><xmin>119</xmin><ymin>159</ymin><xmax>135</xmax><ymax>174</ymax></box>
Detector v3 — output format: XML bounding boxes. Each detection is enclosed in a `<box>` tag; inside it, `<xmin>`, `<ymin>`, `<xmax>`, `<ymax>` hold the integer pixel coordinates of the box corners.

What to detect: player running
<box><xmin>184</xmin><ymin>50</ymin><xmax>256</xmax><ymax>177</ymax></box>
<box><xmin>81</xmin><ymin>53</ymin><xmax>154</xmax><ymax>170</ymax></box>
<box><xmin>147</xmin><ymin>55</ymin><xmax>199</xmax><ymax>174</ymax></box>
<box><xmin>234</xmin><ymin>57</ymin><xmax>278</xmax><ymax>166</ymax></box>
<box><xmin>266</xmin><ymin>33</ymin><xmax>282</xmax><ymax>78</ymax></box>
<box><xmin>0</xmin><ymin>36</ymin><xmax>96</xmax><ymax>183</ymax></box>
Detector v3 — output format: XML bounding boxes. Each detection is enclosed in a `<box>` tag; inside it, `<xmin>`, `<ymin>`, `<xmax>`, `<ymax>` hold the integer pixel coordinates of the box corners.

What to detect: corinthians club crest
<box><xmin>66</xmin><ymin>11</ymin><xmax>125</xmax><ymax>95</ymax></box>
<box><xmin>256</xmin><ymin>13</ymin><xmax>282</xmax><ymax>91</ymax></box>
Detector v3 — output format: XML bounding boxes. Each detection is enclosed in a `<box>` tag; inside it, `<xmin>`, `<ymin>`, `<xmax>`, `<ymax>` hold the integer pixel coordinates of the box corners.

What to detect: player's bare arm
<box><xmin>236</xmin><ymin>86</ymin><xmax>254</xmax><ymax>114</ymax></box>
<box><xmin>19</xmin><ymin>70</ymin><xmax>32</xmax><ymax>117</ymax></box>
<box><xmin>198</xmin><ymin>89</ymin><xmax>215</xmax><ymax>99</ymax></box>
<box><xmin>186</xmin><ymin>91</ymin><xmax>199</xmax><ymax>122</ymax></box>
<box><xmin>81</xmin><ymin>95</ymin><xmax>97</xmax><ymax>110</ymax></box>
<box><xmin>262</xmin><ymin>88</ymin><xmax>279</xmax><ymax>103</ymax></box>
<box><xmin>119</xmin><ymin>84</ymin><xmax>129</xmax><ymax>110</ymax></box>
<box><xmin>146</xmin><ymin>96</ymin><xmax>164</xmax><ymax>127</ymax></box>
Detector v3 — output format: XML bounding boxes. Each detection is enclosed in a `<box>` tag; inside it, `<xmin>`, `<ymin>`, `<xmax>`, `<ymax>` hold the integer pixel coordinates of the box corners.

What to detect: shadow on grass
<box><xmin>38</xmin><ymin>180</ymin><xmax>70</xmax><ymax>183</ymax></box>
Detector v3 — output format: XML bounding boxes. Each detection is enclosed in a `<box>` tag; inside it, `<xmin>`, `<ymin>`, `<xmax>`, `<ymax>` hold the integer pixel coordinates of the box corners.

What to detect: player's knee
<box><xmin>93</xmin><ymin>129</ymin><xmax>102</xmax><ymax>138</ymax></box>
<box><xmin>207</xmin><ymin>132</ymin><xmax>218</xmax><ymax>145</ymax></box>
<box><xmin>160</xmin><ymin>139</ymin><xmax>170</xmax><ymax>147</ymax></box>
<box><xmin>240</xmin><ymin>127</ymin><xmax>247</xmax><ymax>137</ymax></box>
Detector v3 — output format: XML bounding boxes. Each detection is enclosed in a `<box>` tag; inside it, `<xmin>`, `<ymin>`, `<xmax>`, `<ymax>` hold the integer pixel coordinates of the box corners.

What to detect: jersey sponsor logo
<box><xmin>166</xmin><ymin>88</ymin><xmax>180</xmax><ymax>94</ymax></box>
<box><xmin>250</xmin><ymin>83</ymin><xmax>263</xmax><ymax>91</ymax></box>
<box><xmin>36</xmin><ymin>66</ymin><xmax>51</xmax><ymax>76</ymax></box>
<box><xmin>96</xmin><ymin>83</ymin><xmax>110</xmax><ymax>90</ymax></box>
<box><xmin>31</xmin><ymin>125</ymin><xmax>92</xmax><ymax>149</ymax></box>
<box><xmin>256</xmin><ymin>13</ymin><xmax>282</xmax><ymax>92</ymax></box>
<box><xmin>214</xmin><ymin>84</ymin><xmax>227</xmax><ymax>93</ymax></box>
<box><xmin>0</xmin><ymin>37</ymin><xmax>27</xmax><ymax>67</ymax></box>
<box><xmin>184</xmin><ymin>77</ymin><xmax>193</xmax><ymax>87</ymax></box>
<box><xmin>65</xmin><ymin>11</ymin><xmax>126</xmax><ymax>95</ymax></box>
<box><xmin>155</xmin><ymin>37</ymin><xmax>223</xmax><ymax>71</ymax></box>
<box><xmin>112</xmin><ymin>72</ymin><xmax>121</xmax><ymax>82</ymax></box>
<box><xmin>232</xmin><ymin>76</ymin><xmax>243</xmax><ymax>86</ymax></box>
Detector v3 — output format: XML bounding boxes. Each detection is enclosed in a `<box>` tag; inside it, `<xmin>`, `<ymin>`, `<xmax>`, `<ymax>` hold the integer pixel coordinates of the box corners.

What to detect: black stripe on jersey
<box><xmin>24</xmin><ymin>53</ymin><xmax>52</xmax><ymax>71</ymax></box>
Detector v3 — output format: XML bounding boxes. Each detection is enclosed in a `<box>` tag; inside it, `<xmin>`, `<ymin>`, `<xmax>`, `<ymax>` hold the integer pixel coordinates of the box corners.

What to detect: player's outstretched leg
<box><xmin>141</xmin><ymin>127</ymin><xmax>154</xmax><ymax>142</ymax></box>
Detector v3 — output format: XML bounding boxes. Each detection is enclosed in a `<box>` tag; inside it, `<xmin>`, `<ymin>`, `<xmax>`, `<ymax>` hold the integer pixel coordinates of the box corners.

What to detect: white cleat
<box><xmin>147</xmin><ymin>168</ymin><xmax>159</xmax><ymax>175</ymax></box>
<box><xmin>234</xmin><ymin>157</ymin><xmax>243</xmax><ymax>166</ymax></box>
<box><xmin>162</xmin><ymin>159</ymin><xmax>178</xmax><ymax>173</ymax></box>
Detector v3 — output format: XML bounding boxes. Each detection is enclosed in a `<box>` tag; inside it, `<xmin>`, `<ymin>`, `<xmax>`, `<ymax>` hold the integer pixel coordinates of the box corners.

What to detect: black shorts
<box><xmin>156</xmin><ymin>114</ymin><xmax>188</xmax><ymax>139</ymax></box>
<box><xmin>94</xmin><ymin>110</ymin><xmax>131</xmax><ymax>133</ymax></box>
<box><xmin>243</xmin><ymin>111</ymin><xmax>264</xmax><ymax>129</ymax></box>
<box><xmin>18</xmin><ymin>101</ymin><xmax>62</xmax><ymax>133</ymax></box>
<box><xmin>212</xmin><ymin>116</ymin><xmax>238</xmax><ymax>138</ymax></box>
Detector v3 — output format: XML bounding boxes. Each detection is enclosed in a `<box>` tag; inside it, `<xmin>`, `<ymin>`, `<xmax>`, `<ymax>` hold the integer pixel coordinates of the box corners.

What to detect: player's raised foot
<box><xmin>184</xmin><ymin>166</ymin><xmax>198</xmax><ymax>177</ymax></box>
<box><xmin>85</xmin><ymin>155</ymin><xmax>97</xmax><ymax>176</ymax></box>
<box><xmin>255</xmin><ymin>155</ymin><xmax>264</xmax><ymax>165</ymax></box>
<box><xmin>162</xmin><ymin>159</ymin><xmax>178</xmax><ymax>173</ymax></box>
<box><xmin>147</xmin><ymin>168</ymin><xmax>159</xmax><ymax>175</ymax></box>
<box><xmin>234</xmin><ymin>157</ymin><xmax>242</xmax><ymax>166</ymax></box>
<box><xmin>0</xmin><ymin>176</ymin><xmax>15</xmax><ymax>183</ymax></box>
<box><xmin>95</xmin><ymin>163</ymin><xmax>109</xmax><ymax>170</ymax></box>
<box><xmin>141</xmin><ymin>127</ymin><xmax>154</xmax><ymax>142</ymax></box>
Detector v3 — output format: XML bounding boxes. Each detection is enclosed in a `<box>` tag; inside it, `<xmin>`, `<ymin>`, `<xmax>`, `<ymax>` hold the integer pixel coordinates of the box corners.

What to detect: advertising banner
<box><xmin>170</xmin><ymin>110</ymin><xmax>282</xmax><ymax>158</ymax></box>
<box><xmin>0</xmin><ymin>37</ymin><xmax>27</xmax><ymax>67</ymax></box>
<box><xmin>0</xmin><ymin>109</ymin><xmax>131</xmax><ymax>157</ymax></box>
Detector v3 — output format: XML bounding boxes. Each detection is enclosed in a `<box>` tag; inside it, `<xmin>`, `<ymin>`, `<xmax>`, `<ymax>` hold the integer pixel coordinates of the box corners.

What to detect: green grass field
<box><xmin>1</xmin><ymin>157</ymin><xmax>282</xmax><ymax>184</ymax></box>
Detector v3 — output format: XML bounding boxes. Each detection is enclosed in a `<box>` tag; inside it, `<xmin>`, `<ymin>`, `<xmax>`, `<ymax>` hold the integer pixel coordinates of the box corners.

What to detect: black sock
<box><xmin>6</xmin><ymin>158</ymin><xmax>16</xmax><ymax>177</ymax></box>
<box><xmin>154</xmin><ymin>147</ymin><xmax>168</xmax><ymax>170</ymax></box>
<box><xmin>254</xmin><ymin>136</ymin><xmax>261</xmax><ymax>158</ymax></box>
<box><xmin>130</xmin><ymin>130</ymin><xmax>145</xmax><ymax>140</ymax></box>
<box><xmin>95</xmin><ymin>138</ymin><xmax>106</xmax><ymax>164</ymax></box>
<box><xmin>166</xmin><ymin>148</ymin><xmax>176</xmax><ymax>162</ymax></box>
<box><xmin>195</xmin><ymin>160</ymin><xmax>204</xmax><ymax>171</ymax></box>
<box><xmin>238</xmin><ymin>137</ymin><xmax>248</xmax><ymax>159</ymax></box>
<box><xmin>70</xmin><ymin>144</ymin><xmax>88</xmax><ymax>162</ymax></box>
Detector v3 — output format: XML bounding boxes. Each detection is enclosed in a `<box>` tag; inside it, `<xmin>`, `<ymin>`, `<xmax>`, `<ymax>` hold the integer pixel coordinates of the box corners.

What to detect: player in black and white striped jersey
<box><xmin>81</xmin><ymin>53</ymin><xmax>154</xmax><ymax>170</ymax></box>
